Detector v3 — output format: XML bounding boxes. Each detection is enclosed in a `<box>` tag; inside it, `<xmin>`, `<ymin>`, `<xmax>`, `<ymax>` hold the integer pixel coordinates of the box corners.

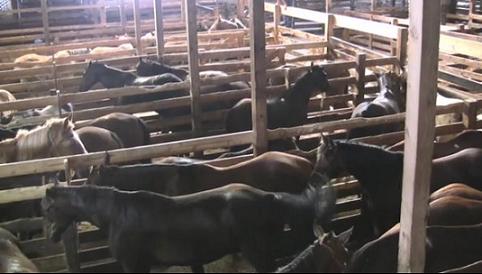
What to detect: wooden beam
<box><xmin>184</xmin><ymin>0</ymin><xmax>202</xmax><ymax>136</ymax></box>
<box><xmin>398</xmin><ymin>0</ymin><xmax>441</xmax><ymax>272</ymax></box>
<box><xmin>250</xmin><ymin>0</ymin><xmax>268</xmax><ymax>155</ymax></box>
<box><xmin>120</xmin><ymin>0</ymin><xmax>126</xmax><ymax>33</ymax></box>
<box><xmin>133</xmin><ymin>0</ymin><xmax>142</xmax><ymax>55</ymax></box>
<box><xmin>154</xmin><ymin>0</ymin><xmax>165</xmax><ymax>59</ymax></box>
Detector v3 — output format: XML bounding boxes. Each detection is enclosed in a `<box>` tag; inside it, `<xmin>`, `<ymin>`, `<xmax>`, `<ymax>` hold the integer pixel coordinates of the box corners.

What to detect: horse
<box><xmin>42</xmin><ymin>180</ymin><xmax>336</xmax><ymax>272</ymax></box>
<box><xmin>88</xmin><ymin>151</ymin><xmax>314</xmax><ymax>195</ymax></box>
<box><xmin>348</xmin><ymin>72</ymin><xmax>405</xmax><ymax>139</ymax></box>
<box><xmin>76</xmin><ymin>113</ymin><xmax>150</xmax><ymax>148</ymax></box>
<box><xmin>0</xmin><ymin>128</ymin><xmax>16</xmax><ymax>141</ymax></box>
<box><xmin>0</xmin><ymin>89</ymin><xmax>16</xmax><ymax>124</ymax></box>
<box><xmin>76</xmin><ymin>127</ymin><xmax>124</xmax><ymax>153</ymax></box>
<box><xmin>389</xmin><ymin>130</ymin><xmax>482</xmax><ymax>159</ymax></box>
<box><xmin>79</xmin><ymin>61</ymin><xmax>182</xmax><ymax>92</ymax></box>
<box><xmin>0</xmin><ymin>228</ymin><xmax>38</xmax><ymax>273</ymax></box>
<box><xmin>315</xmin><ymin>136</ymin><xmax>482</xmax><ymax>247</ymax></box>
<box><xmin>225</xmin><ymin>64</ymin><xmax>331</xmax><ymax>151</ymax></box>
<box><xmin>430</xmin><ymin>183</ymin><xmax>482</xmax><ymax>202</ymax></box>
<box><xmin>276</xmin><ymin>228</ymin><xmax>350</xmax><ymax>273</ymax></box>
<box><xmin>135</xmin><ymin>58</ymin><xmax>250</xmax><ymax>92</ymax></box>
<box><xmin>349</xmin><ymin>224</ymin><xmax>482</xmax><ymax>273</ymax></box>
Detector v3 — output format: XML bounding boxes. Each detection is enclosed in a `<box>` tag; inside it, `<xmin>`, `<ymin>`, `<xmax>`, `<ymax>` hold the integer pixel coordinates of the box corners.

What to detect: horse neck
<box><xmin>0</xmin><ymin>140</ymin><xmax>17</xmax><ymax>163</ymax></box>
<box><xmin>61</xmin><ymin>188</ymin><xmax>115</xmax><ymax>228</ymax></box>
<box><xmin>15</xmin><ymin>128</ymin><xmax>51</xmax><ymax>161</ymax></box>
<box><xmin>284</xmin><ymin>76</ymin><xmax>317</xmax><ymax>106</ymax></box>
<box><xmin>100</xmin><ymin>66</ymin><xmax>136</xmax><ymax>88</ymax></box>
<box><xmin>378</xmin><ymin>78</ymin><xmax>400</xmax><ymax>103</ymax></box>
<box><xmin>338</xmin><ymin>142</ymin><xmax>403</xmax><ymax>190</ymax></box>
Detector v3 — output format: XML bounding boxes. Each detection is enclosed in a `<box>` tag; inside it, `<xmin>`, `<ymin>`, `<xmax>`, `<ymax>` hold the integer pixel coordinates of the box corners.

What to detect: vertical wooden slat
<box><xmin>371</xmin><ymin>0</ymin><xmax>377</xmax><ymax>11</ymax></box>
<box><xmin>398</xmin><ymin>0</ymin><xmax>441</xmax><ymax>272</ymax></box>
<box><xmin>154</xmin><ymin>0</ymin><xmax>164</xmax><ymax>59</ymax></box>
<box><xmin>184</xmin><ymin>0</ymin><xmax>202</xmax><ymax>136</ymax></box>
<box><xmin>397</xmin><ymin>28</ymin><xmax>408</xmax><ymax>68</ymax></box>
<box><xmin>120</xmin><ymin>0</ymin><xmax>126</xmax><ymax>33</ymax></box>
<box><xmin>249</xmin><ymin>0</ymin><xmax>268</xmax><ymax>155</ymax></box>
<box><xmin>325</xmin><ymin>0</ymin><xmax>332</xmax><ymax>12</ymax></box>
<box><xmin>181</xmin><ymin>0</ymin><xmax>186</xmax><ymax>23</ymax></box>
<box><xmin>469</xmin><ymin>0</ymin><xmax>476</xmax><ymax>28</ymax></box>
<box><xmin>133</xmin><ymin>0</ymin><xmax>142</xmax><ymax>55</ymax></box>
<box><xmin>463</xmin><ymin>100</ymin><xmax>478</xmax><ymax>129</ymax></box>
<box><xmin>324</xmin><ymin>14</ymin><xmax>335</xmax><ymax>55</ymax></box>
<box><xmin>99</xmin><ymin>0</ymin><xmax>107</xmax><ymax>26</ymax></box>
<box><xmin>355</xmin><ymin>53</ymin><xmax>366</xmax><ymax>105</ymax></box>
<box><xmin>41</xmin><ymin>0</ymin><xmax>49</xmax><ymax>43</ymax></box>
<box><xmin>273</xmin><ymin>2</ymin><xmax>281</xmax><ymax>44</ymax></box>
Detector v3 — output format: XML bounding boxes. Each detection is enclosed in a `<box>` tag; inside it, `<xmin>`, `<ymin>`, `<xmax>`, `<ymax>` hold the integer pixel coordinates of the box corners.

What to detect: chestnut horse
<box><xmin>43</xmin><ymin>181</ymin><xmax>336</xmax><ymax>272</ymax></box>
<box><xmin>88</xmin><ymin>151</ymin><xmax>313</xmax><ymax>194</ymax></box>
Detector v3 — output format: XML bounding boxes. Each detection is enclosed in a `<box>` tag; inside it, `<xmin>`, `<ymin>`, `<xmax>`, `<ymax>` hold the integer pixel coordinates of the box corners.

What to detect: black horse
<box><xmin>225</xmin><ymin>64</ymin><xmax>331</xmax><ymax>151</ymax></box>
<box><xmin>315</xmin><ymin>136</ymin><xmax>482</xmax><ymax>248</ymax></box>
<box><xmin>348</xmin><ymin>72</ymin><xmax>405</xmax><ymax>139</ymax></box>
<box><xmin>42</xmin><ymin>181</ymin><xmax>336</xmax><ymax>272</ymax></box>
<box><xmin>136</xmin><ymin>58</ymin><xmax>250</xmax><ymax>93</ymax></box>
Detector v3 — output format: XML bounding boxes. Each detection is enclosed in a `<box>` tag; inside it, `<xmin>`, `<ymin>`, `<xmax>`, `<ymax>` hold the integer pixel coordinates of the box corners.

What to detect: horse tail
<box><xmin>275</xmin><ymin>174</ymin><xmax>336</xmax><ymax>229</ymax></box>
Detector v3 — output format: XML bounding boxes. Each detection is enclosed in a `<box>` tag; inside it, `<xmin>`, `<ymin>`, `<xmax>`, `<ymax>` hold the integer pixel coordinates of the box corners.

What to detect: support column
<box><xmin>154</xmin><ymin>0</ymin><xmax>164</xmax><ymax>59</ymax></box>
<box><xmin>249</xmin><ymin>0</ymin><xmax>268</xmax><ymax>155</ymax></box>
<box><xmin>41</xmin><ymin>0</ymin><xmax>49</xmax><ymax>43</ymax></box>
<box><xmin>398</xmin><ymin>0</ymin><xmax>441</xmax><ymax>272</ymax></box>
<box><xmin>133</xmin><ymin>0</ymin><xmax>142</xmax><ymax>55</ymax></box>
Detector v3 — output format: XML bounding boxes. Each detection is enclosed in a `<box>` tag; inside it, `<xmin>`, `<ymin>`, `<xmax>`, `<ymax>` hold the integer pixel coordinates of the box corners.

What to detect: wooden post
<box><xmin>133</xmin><ymin>0</ymin><xmax>143</xmax><ymax>55</ymax></box>
<box><xmin>40</xmin><ymin>0</ymin><xmax>49</xmax><ymax>43</ymax></box>
<box><xmin>324</xmin><ymin>14</ymin><xmax>335</xmax><ymax>55</ymax></box>
<box><xmin>99</xmin><ymin>0</ymin><xmax>107</xmax><ymax>26</ymax></box>
<box><xmin>463</xmin><ymin>100</ymin><xmax>478</xmax><ymax>129</ymax></box>
<box><xmin>325</xmin><ymin>0</ymin><xmax>332</xmax><ymax>12</ymax></box>
<box><xmin>397</xmin><ymin>27</ymin><xmax>408</xmax><ymax>70</ymax></box>
<box><xmin>120</xmin><ymin>0</ymin><xmax>126</xmax><ymax>33</ymax></box>
<box><xmin>184</xmin><ymin>0</ymin><xmax>202</xmax><ymax>136</ymax></box>
<box><xmin>469</xmin><ymin>0</ymin><xmax>476</xmax><ymax>28</ymax></box>
<box><xmin>249</xmin><ymin>0</ymin><xmax>268</xmax><ymax>155</ymax></box>
<box><xmin>398</xmin><ymin>0</ymin><xmax>441</xmax><ymax>272</ymax></box>
<box><xmin>181</xmin><ymin>0</ymin><xmax>186</xmax><ymax>22</ymax></box>
<box><xmin>355</xmin><ymin>53</ymin><xmax>366</xmax><ymax>105</ymax></box>
<box><xmin>273</xmin><ymin>2</ymin><xmax>281</xmax><ymax>44</ymax></box>
<box><xmin>61</xmin><ymin>159</ymin><xmax>80</xmax><ymax>273</ymax></box>
<box><xmin>371</xmin><ymin>0</ymin><xmax>377</xmax><ymax>11</ymax></box>
<box><xmin>154</xmin><ymin>0</ymin><xmax>164</xmax><ymax>59</ymax></box>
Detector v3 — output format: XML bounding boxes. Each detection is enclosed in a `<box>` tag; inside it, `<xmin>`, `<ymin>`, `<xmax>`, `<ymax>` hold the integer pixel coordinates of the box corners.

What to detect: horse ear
<box><xmin>335</xmin><ymin>227</ymin><xmax>354</xmax><ymax>245</ymax></box>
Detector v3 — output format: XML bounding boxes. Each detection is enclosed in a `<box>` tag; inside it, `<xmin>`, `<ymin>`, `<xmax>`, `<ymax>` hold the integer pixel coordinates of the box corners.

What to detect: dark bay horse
<box><xmin>77</xmin><ymin>113</ymin><xmax>150</xmax><ymax>148</ymax></box>
<box><xmin>315</xmin><ymin>137</ymin><xmax>482</xmax><ymax>246</ymax></box>
<box><xmin>0</xmin><ymin>228</ymin><xmax>38</xmax><ymax>273</ymax></box>
<box><xmin>349</xmin><ymin>224</ymin><xmax>482</xmax><ymax>273</ymax></box>
<box><xmin>225</xmin><ymin>64</ymin><xmax>331</xmax><ymax>151</ymax></box>
<box><xmin>76</xmin><ymin>127</ymin><xmax>124</xmax><ymax>153</ymax></box>
<box><xmin>348</xmin><ymin>72</ymin><xmax>405</xmax><ymax>139</ymax></box>
<box><xmin>88</xmin><ymin>151</ymin><xmax>314</xmax><ymax>195</ymax></box>
<box><xmin>78</xmin><ymin>62</ymin><xmax>184</xmax><ymax>115</ymax></box>
<box><xmin>42</xmin><ymin>181</ymin><xmax>336</xmax><ymax>272</ymax></box>
<box><xmin>276</xmin><ymin>228</ymin><xmax>350</xmax><ymax>273</ymax></box>
<box><xmin>136</xmin><ymin>58</ymin><xmax>250</xmax><ymax>93</ymax></box>
<box><xmin>389</xmin><ymin>130</ymin><xmax>482</xmax><ymax>159</ymax></box>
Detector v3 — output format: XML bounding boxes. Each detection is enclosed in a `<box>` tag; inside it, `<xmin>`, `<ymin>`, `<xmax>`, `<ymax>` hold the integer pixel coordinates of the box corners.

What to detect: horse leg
<box><xmin>190</xmin><ymin>265</ymin><xmax>205</xmax><ymax>273</ymax></box>
<box><xmin>239</xmin><ymin>235</ymin><xmax>277</xmax><ymax>272</ymax></box>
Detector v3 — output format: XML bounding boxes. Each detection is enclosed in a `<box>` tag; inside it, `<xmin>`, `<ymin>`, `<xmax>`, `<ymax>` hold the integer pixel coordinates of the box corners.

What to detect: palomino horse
<box><xmin>43</xmin><ymin>181</ymin><xmax>336</xmax><ymax>272</ymax></box>
<box><xmin>76</xmin><ymin>113</ymin><xmax>150</xmax><ymax>148</ymax></box>
<box><xmin>348</xmin><ymin>72</ymin><xmax>405</xmax><ymax>139</ymax></box>
<box><xmin>389</xmin><ymin>130</ymin><xmax>482</xmax><ymax>159</ymax></box>
<box><xmin>276</xmin><ymin>227</ymin><xmax>351</xmax><ymax>273</ymax></box>
<box><xmin>315</xmin><ymin>136</ymin><xmax>482</xmax><ymax>246</ymax></box>
<box><xmin>0</xmin><ymin>228</ymin><xmax>38</xmax><ymax>273</ymax></box>
<box><xmin>349</xmin><ymin>224</ymin><xmax>482</xmax><ymax>273</ymax></box>
<box><xmin>76</xmin><ymin>127</ymin><xmax>124</xmax><ymax>153</ymax></box>
<box><xmin>88</xmin><ymin>151</ymin><xmax>314</xmax><ymax>194</ymax></box>
<box><xmin>0</xmin><ymin>89</ymin><xmax>16</xmax><ymax>124</ymax></box>
<box><xmin>226</xmin><ymin>64</ymin><xmax>331</xmax><ymax>151</ymax></box>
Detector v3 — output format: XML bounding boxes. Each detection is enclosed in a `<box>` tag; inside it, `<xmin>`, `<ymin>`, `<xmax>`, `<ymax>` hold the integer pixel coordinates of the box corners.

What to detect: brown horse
<box><xmin>0</xmin><ymin>228</ymin><xmax>38</xmax><ymax>273</ymax></box>
<box><xmin>88</xmin><ymin>151</ymin><xmax>313</xmax><ymax>195</ymax></box>
<box><xmin>42</xmin><ymin>182</ymin><xmax>336</xmax><ymax>272</ymax></box>
<box><xmin>430</xmin><ymin>183</ymin><xmax>482</xmax><ymax>202</ymax></box>
<box><xmin>76</xmin><ymin>127</ymin><xmax>124</xmax><ymax>153</ymax></box>
<box><xmin>389</xmin><ymin>130</ymin><xmax>482</xmax><ymax>159</ymax></box>
<box><xmin>76</xmin><ymin>113</ymin><xmax>150</xmax><ymax>148</ymax></box>
<box><xmin>349</xmin><ymin>224</ymin><xmax>482</xmax><ymax>273</ymax></box>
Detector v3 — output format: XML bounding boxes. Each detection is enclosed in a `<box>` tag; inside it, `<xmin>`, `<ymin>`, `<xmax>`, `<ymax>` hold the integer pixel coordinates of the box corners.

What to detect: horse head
<box><xmin>79</xmin><ymin>61</ymin><xmax>103</xmax><ymax>92</ymax></box>
<box><xmin>42</xmin><ymin>186</ymin><xmax>80</xmax><ymax>242</ymax></box>
<box><xmin>377</xmin><ymin>71</ymin><xmax>406</xmax><ymax>110</ymax></box>
<box><xmin>315</xmin><ymin>135</ymin><xmax>343</xmax><ymax>178</ymax></box>
<box><xmin>313</xmin><ymin>225</ymin><xmax>351</xmax><ymax>271</ymax></box>
<box><xmin>299</xmin><ymin>64</ymin><xmax>331</xmax><ymax>96</ymax></box>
